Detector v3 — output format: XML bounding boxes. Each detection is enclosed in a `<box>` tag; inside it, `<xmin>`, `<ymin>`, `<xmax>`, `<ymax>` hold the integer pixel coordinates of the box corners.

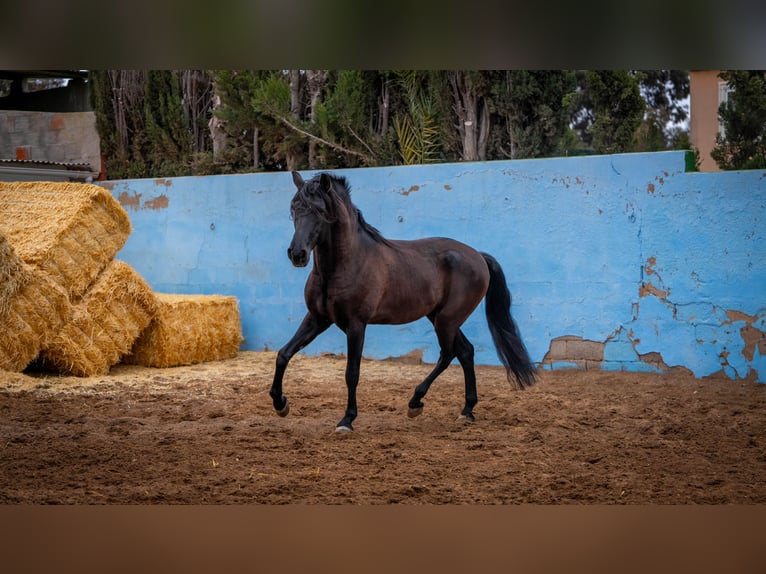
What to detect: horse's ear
<box><xmin>292</xmin><ymin>171</ymin><xmax>304</xmax><ymax>188</ymax></box>
<box><xmin>319</xmin><ymin>173</ymin><xmax>333</xmax><ymax>194</ymax></box>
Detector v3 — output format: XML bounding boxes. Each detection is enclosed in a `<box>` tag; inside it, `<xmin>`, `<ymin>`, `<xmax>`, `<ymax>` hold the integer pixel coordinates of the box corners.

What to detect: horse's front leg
<box><xmin>270</xmin><ymin>312</ymin><xmax>331</xmax><ymax>416</ymax></box>
<box><xmin>336</xmin><ymin>322</ymin><xmax>366</xmax><ymax>432</ymax></box>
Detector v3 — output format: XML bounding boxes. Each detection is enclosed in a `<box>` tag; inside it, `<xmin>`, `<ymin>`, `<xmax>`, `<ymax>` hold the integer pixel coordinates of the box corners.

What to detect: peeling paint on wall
<box><xmin>116</xmin><ymin>190</ymin><xmax>169</xmax><ymax>211</ymax></box>
<box><xmin>143</xmin><ymin>195</ymin><xmax>169</xmax><ymax>210</ymax></box>
<box><xmin>398</xmin><ymin>184</ymin><xmax>420</xmax><ymax>196</ymax></box>
<box><xmin>542</xmin><ymin>335</ymin><xmax>604</xmax><ymax>370</ymax></box>
<box><xmin>117</xmin><ymin>191</ymin><xmax>141</xmax><ymax>210</ymax></box>
<box><xmin>542</xmin><ymin>327</ymin><xmax>695</xmax><ymax>376</ymax></box>
<box><xmin>626</xmin><ymin>255</ymin><xmax>763</xmax><ymax>381</ymax></box>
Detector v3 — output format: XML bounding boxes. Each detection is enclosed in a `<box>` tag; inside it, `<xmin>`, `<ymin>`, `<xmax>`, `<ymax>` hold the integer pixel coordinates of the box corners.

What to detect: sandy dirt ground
<box><xmin>1</xmin><ymin>351</ymin><xmax>764</xmax><ymax>504</ymax></box>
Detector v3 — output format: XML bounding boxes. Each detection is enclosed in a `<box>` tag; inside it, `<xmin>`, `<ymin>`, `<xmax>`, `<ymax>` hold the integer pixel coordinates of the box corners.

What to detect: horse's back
<box><xmin>395</xmin><ymin>236</ymin><xmax>488</xmax><ymax>281</ymax></box>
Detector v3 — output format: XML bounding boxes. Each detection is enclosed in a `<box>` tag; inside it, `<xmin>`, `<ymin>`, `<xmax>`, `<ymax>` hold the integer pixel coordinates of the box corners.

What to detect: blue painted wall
<box><xmin>101</xmin><ymin>151</ymin><xmax>766</xmax><ymax>382</ymax></box>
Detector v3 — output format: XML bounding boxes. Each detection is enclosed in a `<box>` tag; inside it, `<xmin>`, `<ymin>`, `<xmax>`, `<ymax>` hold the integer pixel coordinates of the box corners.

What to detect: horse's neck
<box><xmin>313</xmin><ymin>219</ymin><xmax>368</xmax><ymax>280</ymax></box>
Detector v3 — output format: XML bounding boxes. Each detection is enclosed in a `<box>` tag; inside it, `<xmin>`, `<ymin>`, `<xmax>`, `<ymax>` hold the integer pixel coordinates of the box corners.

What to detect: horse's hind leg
<box><xmin>454</xmin><ymin>330</ymin><xmax>478</xmax><ymax>422</ymax></box>
<box><xmin>407</xmin><ymin>318</ymin><xmax>458</xmax><ymax>418</ymax></box>
<box><xmin>407</xmin><ymin>351</ymin><xmax>454</xmax><ymax>418</ymax></box>
<box><xmin>269</xmin><ymin>312</ymin><xmax>330</xmax><ymax>417</ymax></box>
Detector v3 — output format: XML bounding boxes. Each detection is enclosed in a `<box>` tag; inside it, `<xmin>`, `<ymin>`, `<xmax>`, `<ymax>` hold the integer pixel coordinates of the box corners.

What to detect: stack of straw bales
<box><xmin>0</xmin><ymin>181</ymin><xmax>243</xmax><ymax>377</ymax></box>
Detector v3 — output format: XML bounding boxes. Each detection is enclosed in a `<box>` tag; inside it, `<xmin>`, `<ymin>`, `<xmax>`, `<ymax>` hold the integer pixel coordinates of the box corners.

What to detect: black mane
<box><xmin>303</xmin><ymin>173</ymin><xmax>392</xmax><ymax>247</ymax></box>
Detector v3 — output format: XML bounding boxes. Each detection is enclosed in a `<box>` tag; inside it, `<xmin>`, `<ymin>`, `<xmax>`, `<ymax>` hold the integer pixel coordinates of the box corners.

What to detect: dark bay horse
<box><xmin>269</xmin><ymin>171</ymin><xmax>536</xmax><ymax>431</ymax></box>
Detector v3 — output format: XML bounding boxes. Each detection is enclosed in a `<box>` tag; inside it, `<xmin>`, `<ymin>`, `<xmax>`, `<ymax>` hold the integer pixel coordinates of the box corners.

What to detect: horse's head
<box><xmin>287</xmin><ymin>171</ymin><xmax>338</xmax><ymax>267</ymax></box>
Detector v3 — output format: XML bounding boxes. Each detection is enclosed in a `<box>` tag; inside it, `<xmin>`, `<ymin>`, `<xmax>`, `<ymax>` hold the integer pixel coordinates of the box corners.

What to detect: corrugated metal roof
<box><xmin>0</xmin><ymin>158</ymin><xmax>99</xmax><ymax>182</ymax></box>
<box><xmin>0</xmin><ymin>158</ymin><xmax>92</xmax><ymax>169</ymax></box>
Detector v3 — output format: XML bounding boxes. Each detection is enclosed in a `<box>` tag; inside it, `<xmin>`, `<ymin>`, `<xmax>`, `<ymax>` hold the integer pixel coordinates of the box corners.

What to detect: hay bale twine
<box><xmin>123</xmin><ymin>293</ymin><xmax>243</xmax><ymax>368</ymax></box>
<box><xmin>37</xmin><ymin>260</ymin><xmax>158</xmax><ymax>377</ymax></box>
<box><xmin>0</xmin><ymin>181</ymin><xmax>132</xmax><ymax>299</ymax></box>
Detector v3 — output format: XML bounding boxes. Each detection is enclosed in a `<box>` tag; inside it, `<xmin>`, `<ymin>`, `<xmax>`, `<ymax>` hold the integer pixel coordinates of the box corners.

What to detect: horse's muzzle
<box><xmin>287</xmin><ymin>247</ymin><xmax>309</xmax><ymax>267</ymax></box>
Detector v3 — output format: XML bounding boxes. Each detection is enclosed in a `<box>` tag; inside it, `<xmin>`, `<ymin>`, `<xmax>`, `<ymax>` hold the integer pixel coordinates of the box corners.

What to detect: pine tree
<box><xmin>711</xmin><ymin>70</ymin><xmax>766</xmax><ymax>170</ymax></box>
<box><xmin>489</xmin><ymin>70</ymin><xmax>576</xmax><ymax>159</ymax></box>
<box><xmin>144</xmin><ymin>71</ymin><xmax>192</xmax><ymax>176</ymax></box>
<box><xmin>586</xmin><ymin>71</ymin><xmax>645</xmax><ymax>154</ymax></box>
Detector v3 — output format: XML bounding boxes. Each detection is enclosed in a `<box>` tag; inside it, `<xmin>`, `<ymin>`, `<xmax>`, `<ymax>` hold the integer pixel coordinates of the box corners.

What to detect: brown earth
<box><xmin>1</xmin><ymin>351</ymin><xmax>764</xmax><ymax>504</ymax></box>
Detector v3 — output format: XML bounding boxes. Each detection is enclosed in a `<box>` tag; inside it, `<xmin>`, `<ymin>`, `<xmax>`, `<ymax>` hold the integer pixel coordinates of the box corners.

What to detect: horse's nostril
<box><xmin>289</xmin><ymin>248</ymin><xmax>308</xmax><ymax>266</ymax></box>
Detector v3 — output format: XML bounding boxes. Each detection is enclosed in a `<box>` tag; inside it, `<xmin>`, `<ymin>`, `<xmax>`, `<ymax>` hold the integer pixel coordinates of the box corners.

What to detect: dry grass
<box><xmin>123</xmin><ymin>293</ymin><xmax>243</xmax><ymax>368</ymax></box>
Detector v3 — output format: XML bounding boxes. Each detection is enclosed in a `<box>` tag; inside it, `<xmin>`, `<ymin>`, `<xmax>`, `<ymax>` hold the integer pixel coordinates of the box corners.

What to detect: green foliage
<box><xmin>252</xmin><ymin>71</ymin><xmax>306</xmax><ymax>169</ymax></box>
<box><xmin>251</xmin><ymin>72</ymin><xmax>290</xmax><ymax>116</ymax></box>
<box><xmin>711</xmin><ymin>70</ymin><xmax>766</xmax><ymax>170</ymax></box>
<box><xmin>490</xmin><ymin>70</ymin><xmax>576</xmax><ymax>159</ymax></box>
<box><xmin>213</xmin><ymin>70</ymin><xmax>264</xmax><ymax>129</ymax></box>
<box><xmin>566</xmin><ymin>70</ymin><xmax>688</xmax><ymax>155</ymax></box>
<box><xmin>212</xmin><ymin>70</ymin><xmax>290</xmax><ymax>171</ymax></box>
<box><xmin>635</xmin><ymin>70</ymin><xmax>689</xmax><ymax>126</ymax></box>
<box><xmin>633</xmin><ymin>110</ymin><xmax>668</xmax><ymax>152</ymax></box>
<box><xmin>633</xmin><ymin>70</ymin><xmax>690</xmax><ymax>153</ymax></box>
<box><xmin>586</xmin><ymin>71</ymin><xmax>645</xmax><ymax>154</ymax></box>
<box><xmin>90</xmin><ymin>70</ymin><xmax>212</xmax><ymax>179</ymax></box>
<box><xmin>144</xmin><ymin>71</ymin><xmax>192</xmax><ymax>176</ymax></box>
<box><xmin>313</xmin><ymin>70</ymin><xmax>384</xmax><ymax>168</ymax></box>
<box><xmin>89</xmin><ymin>72</ymin><xmax>115</xmax><ymax>172</ymax></box>
<box><xmin>91</xmin><ymin>69</ymin><xmax>698</xmax><ymax>177</ymax></box>
<box><xmin>316</xmin><ymin>70</ymin><xmax>366</xmax><ymax>137</ymax></box>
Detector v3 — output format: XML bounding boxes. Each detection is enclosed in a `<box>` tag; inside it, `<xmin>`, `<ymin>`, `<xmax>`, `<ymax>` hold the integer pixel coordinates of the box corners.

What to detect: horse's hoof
<box><xmin>335</xmin><ymin>424</ymin><xmax>353</xmax><ymax>433</ymax></box>
<box><xmin>458</xmin><ymin>413</ymin><xmax>475</xmax><ymax>423</ymax></box>
<box><xmin>276</xmin><ymin>398</ymin><xmax>290</xmax><ymax>417</ymax></box>
<box><xmin>407</xmin><ymin>406</ymin><xmax>423</xmax><ymax>418</ymax></box>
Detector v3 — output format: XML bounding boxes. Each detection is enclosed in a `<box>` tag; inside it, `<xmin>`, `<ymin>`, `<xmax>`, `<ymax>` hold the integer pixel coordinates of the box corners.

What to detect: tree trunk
<box><xmin>463</xmin><ymin>116</ymin><xmax>478</xmax><ymax>161</ymax></box>
<box><xmin>450</xmin><ymin>72</ymin><xmax>479</xmax><ymax>162</ymax></box>
<box><xmin>208</xmin><ymin>92</ymin><xmax>227</xmax><ymax>162</ymax></box>
<box><xmin>306</xmin><ymin>70</ymin><xmax>327</xmax><ymax>169</ymax></box>
<box><xmin>506</xmin><ymin>112</ymin><xmax>517</xmax><ymax>159</ymax></box>
<box><xmin>182</xmin><ymin>70</ymin><xmax>214</xmax><ymax>153</ymax></box>
<box><xmin>478</xmin><ymin>100</ymin><xmax>490</xmax><ymax>161</ymax></box>
<box><xmin>109</xmin><ymin>70</ymin><xmax>146</xmax><ymax>164</ymax></box>
<box><xmin>253</xmin><ymin>126</ymin><xmax>259</xmax><ymax>169</ymax></box>
<box><xmin>378</xmin><ymin>78</ymin><xmax>389</xmax><ymax>138</ymax></box>
<box><xmin>289</xmin><ymin>70</ymin><xmax>302</xmax><ymax>116</ymax></box>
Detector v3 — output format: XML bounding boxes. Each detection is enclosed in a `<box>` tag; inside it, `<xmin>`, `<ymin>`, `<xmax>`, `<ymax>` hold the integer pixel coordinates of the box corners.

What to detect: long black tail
<box><xmin>481</xmin><ymin>253</ymin><xmax>537</xmax><ymax>389</ymax></box>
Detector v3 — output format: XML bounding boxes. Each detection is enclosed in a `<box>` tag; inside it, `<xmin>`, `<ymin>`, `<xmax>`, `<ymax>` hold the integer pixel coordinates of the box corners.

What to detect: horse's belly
<box><xmin>370</xmin><ymin>307</ymin><xmax>429</xmax><ymax>325</ymax></box>
<box><xmin>368</xmin><ymin>291</ymin><xmax>438</xmax><ymax>325</ymax></box>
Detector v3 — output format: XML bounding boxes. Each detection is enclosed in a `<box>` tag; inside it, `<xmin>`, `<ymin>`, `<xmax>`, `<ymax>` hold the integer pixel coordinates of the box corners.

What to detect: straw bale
<box><xmin>0</xmin><ymin>181</ymin><xmax>132</xmax><ymax>299</ymax></box>
<box><xmin>123</xmin><ymin>294</ymin><xmax>243</xmax><ymax>368</ymax></box>
<box><xmin>38</xmin><ymin>260</ymin><xmax>158</xmax><ymax>377</ymax></box>
<box><xmin>0</xmin><ymin>266</ymin><xmax>73</xmax><ymax>372</ymax></box>
<box><xmin>0</xmin><ymin>228</ymin><xmax>30</xmax><ymax>317</ymax></box>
